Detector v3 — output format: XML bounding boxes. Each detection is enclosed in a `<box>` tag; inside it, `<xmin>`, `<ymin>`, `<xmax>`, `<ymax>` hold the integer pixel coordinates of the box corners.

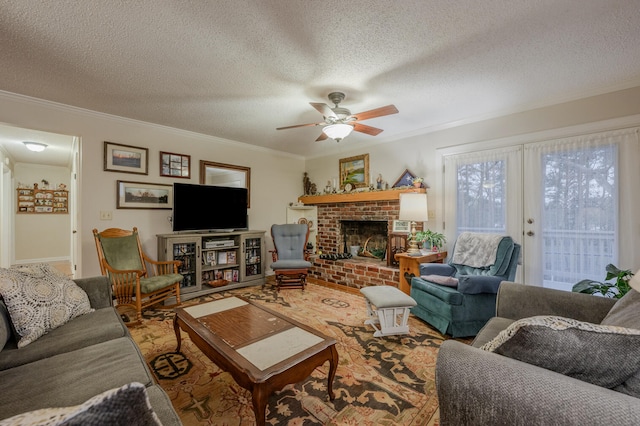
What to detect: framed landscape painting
<box><xmin>116</xmin><ymin>180</ymin><xmax>172</xmax><ymax>209</ymax></box>
<box><xmin>104</xmin><ymin>141</ymin><xmax>149</xmax><ymax>175</ymax></box>
<box><xmin>339</xmin><ymin>154</ymin><xmax>369</xmax><ymax>189</ymax></box>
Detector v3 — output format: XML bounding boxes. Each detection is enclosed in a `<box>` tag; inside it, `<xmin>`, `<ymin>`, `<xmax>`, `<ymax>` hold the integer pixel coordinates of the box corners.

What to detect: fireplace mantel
<box><xmin>298</xmin><ymin>188</ymin><xmax>425</xmax><ymax>205</ymax></box>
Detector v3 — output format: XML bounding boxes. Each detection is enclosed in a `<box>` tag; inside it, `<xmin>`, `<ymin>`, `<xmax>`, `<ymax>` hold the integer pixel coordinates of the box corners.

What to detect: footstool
<box><xmin>360</xmin><ymin>286</ymin><xmax>417</xmax><ymax>337</ymax></box>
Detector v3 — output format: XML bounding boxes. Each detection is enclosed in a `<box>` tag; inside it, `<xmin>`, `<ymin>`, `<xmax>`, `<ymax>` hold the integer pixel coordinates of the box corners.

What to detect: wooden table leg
<box><xmin>252</xmin><ymin>384</ymin><xmax>268</xmax><ymax>426</ymax></box>
<box><xmin>173</xmin><ymin>315</ymin><xmax>182</xmax><ymax>352</ymax></box>
<box><xmin>327</xmin><ymin>345</ymin><xmax>338</xmax><ymax>400</ymax></box>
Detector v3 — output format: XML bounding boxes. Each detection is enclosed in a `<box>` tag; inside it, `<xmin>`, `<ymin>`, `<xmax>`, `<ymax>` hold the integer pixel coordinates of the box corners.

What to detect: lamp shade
<box><xmin>323</xmin><ymin>123</ymin><xmax>354</xmax><ymax>141</ymax></box>
<box><xmin>399</xmin><ymin>193</ymin><xmax>428</xmax><ymax>222</ymax></box>
<box><xmin>23</xmin><ymin>141</ymin><xmax>47</xmax><ymax>152</ymax></box>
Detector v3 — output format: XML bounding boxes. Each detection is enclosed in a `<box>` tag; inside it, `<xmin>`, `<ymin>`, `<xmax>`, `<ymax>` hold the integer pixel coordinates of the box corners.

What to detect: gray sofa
<box><xmin>436</xmin><ymin>282</ymin><xmax>640</xmax><ymax>425</ymax></box>
<box><xmin>0</xmin><ymin>275</ymin><xmax>181</xmax><ymax>425</ymax></box>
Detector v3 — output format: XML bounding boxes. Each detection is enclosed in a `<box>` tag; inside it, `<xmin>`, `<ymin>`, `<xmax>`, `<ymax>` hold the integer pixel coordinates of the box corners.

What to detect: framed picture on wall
<box><xmin>160</xmin><ymin>151</ymin><xmax>191</xmax><ymax>178</ymax></box>
<box><xmin>339</xmin><ymin>153</ymin><xmax>369</xmax><ymax>189</ymax></box>
<box><xmin>116</xmin><ymin>180</ymin><xmax>172</xmax><ymax>209</ymax></box>
<box><xmin>104</xmin><ymin>141</ymin><xmax>148</xmax><ymax>175</ymax></box>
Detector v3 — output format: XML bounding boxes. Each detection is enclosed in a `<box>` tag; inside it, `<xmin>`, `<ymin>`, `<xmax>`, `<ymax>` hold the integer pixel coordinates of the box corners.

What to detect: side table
<box><xmin>395</xmin><ymin>251</ymin><xmax>448</xmax><ymax>295</ymax></box>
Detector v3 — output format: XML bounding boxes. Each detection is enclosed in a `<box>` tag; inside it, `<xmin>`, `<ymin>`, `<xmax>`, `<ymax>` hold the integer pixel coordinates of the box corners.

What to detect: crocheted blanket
<box><xmin>451</xmin><ymin>232</ymin><xmax>503</xmax><ymax>268</ymax></box>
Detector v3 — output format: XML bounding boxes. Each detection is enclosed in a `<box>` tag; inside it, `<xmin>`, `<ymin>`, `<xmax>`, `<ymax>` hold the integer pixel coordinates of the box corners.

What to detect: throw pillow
<box><xmin>601</xmin><ymin>289</ymin><xmax>640</xmax><ymax>330</ymax></box>
<box><xmin>420</xmin><ymin>274</ymin><xmax>459</xmax><ymax>287</ymax></box>
<box><xmin>0</xmin><ymin>382</ymin><xmax>161</xmax><ymax>426</ymax></box>
<box><xmin>0</xmin><ymin>264</ymin><xmax>93</xmax><ymax>348</ymax></box>
<box><xmin>480</xmin><ymin>315</ymin><xmax>640</xmax><ymax>389</ymax></box>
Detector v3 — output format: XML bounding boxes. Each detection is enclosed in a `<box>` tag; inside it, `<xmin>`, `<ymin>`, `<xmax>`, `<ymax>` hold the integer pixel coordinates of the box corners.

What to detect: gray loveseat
<box><xmin>0</xmin><ymin>275</ymin><xmax>181</xmax><ymax>424</ymax></box>
<box><xmin>436</xmin><ymin>282</ymin><xmax>640</xmax><ymax>425</ymax></box>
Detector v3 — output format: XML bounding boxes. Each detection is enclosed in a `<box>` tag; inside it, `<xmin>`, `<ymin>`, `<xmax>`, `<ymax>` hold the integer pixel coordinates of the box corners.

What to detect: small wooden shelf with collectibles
<box><xmin>16</xmin><ymin>183</ymin><xmax>68</xmax><ymax>214</ymax></box>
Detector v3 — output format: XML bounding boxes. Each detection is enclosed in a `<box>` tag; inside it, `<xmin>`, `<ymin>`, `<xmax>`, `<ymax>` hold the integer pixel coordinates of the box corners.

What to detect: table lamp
<box><xmin>399</xmin><ymin>192</ymin><xmax>428</xmax><ymax>254</ymax></box>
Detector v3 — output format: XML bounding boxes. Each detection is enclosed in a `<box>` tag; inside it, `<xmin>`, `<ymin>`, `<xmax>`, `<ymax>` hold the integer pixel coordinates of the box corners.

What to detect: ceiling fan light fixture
<box><xmin>323</xmin><ymin>123</ymin><xmax>354</xmax><ymax>142</ymax></box>
<box><xmin>23</xmin><ymin>141</ymin><xmax>48</xmax><ymax>152</ymax></box>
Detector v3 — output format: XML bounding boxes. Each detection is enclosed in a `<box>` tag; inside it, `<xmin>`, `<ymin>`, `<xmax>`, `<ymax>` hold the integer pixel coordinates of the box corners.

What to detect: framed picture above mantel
<box><xmin>339</xmin><ymin>153</ymin><xmax>369</xmax><ymax>190</ymax></box>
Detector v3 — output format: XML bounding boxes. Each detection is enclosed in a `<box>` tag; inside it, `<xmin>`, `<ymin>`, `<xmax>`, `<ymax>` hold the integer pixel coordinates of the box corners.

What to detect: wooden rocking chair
<box><xmin>93</xmin><ymin>227</ymin><xmax>182</xmax><ymax>325</ymax></box>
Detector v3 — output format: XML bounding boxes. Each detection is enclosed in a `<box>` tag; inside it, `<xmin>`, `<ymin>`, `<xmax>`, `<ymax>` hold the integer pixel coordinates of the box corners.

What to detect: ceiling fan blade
<box><xmin>276</xmin><ymin>122</ymin><xmax>324</xmax><ymax>130</ymax></box>
<box><xmin>353</xmin><ymin>122</ymin><xmax>384</xmax><ymax>136</ymax></box>
<box><xmin>310</xmin><ymin>102</ymin><xmax>337</xmax><ymax>119</ymax></box>
<box><xmin>316</xmin><ymin>132</ymin><xmax>328</xmax><ymax>142</ymax></box>
<box><xmin>352</xmin><ymin>105</ymin><xmax>399</xmax><ymax>121</ymax></box>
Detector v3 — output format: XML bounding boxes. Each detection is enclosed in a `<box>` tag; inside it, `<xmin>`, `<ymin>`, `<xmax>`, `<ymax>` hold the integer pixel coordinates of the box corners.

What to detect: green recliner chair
<box><xmin>410</xmin><ymin>233</ymin><xmax>520</xmax><ymax>337</ymax></box>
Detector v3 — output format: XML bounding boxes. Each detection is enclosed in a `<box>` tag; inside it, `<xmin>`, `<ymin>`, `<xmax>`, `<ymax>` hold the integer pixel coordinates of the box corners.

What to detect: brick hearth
<box><xmin>310</xmin><ymin>256</ymin><xmax>399</xmax><ymax>289</ymax></box>
<box><xmin>299</xmin><ymin>191</ymin><xmax>424</xmax><ymax>290</ymax></box>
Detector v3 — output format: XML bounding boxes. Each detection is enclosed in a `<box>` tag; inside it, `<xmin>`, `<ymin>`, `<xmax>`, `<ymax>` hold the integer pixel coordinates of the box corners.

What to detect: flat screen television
<box><xmin>172</xmin><ymin>183</ymin><xmax>248</xmax><ymax>232</ymax></box>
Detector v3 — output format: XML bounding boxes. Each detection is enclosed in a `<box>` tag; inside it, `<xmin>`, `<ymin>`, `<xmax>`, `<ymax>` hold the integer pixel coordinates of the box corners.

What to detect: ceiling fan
<box><xmin>276</xmin><ymin>92</ymin><xmax>399</xmax><ymax>142</ymax></box>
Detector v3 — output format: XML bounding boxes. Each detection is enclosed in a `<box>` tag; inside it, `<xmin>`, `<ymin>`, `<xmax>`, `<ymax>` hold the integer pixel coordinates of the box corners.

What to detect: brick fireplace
<box><xmin>299</xmin><ymin>189</ymin><xmax>425</xmax><ymax>290</ymax></box>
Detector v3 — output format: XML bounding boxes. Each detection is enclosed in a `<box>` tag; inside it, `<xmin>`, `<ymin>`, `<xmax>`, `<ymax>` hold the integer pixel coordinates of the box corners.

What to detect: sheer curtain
<box><xmin>442</xmin><ymin>146</ymin><xmax>522</xmax><ymax>245</ymax></box>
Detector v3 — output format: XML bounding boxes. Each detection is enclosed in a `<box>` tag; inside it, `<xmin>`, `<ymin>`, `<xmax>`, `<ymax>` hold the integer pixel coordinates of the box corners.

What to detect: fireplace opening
<box><xmin>340</xmin><ymin>220</ymin><xmax>388</xmax><ymax>260</ymax></box>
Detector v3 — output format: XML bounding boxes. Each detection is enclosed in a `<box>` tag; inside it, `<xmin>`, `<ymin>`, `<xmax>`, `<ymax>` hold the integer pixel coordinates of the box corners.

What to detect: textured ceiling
<box><xmin>1</xmin><ymin>0</ymin><xmax>640</xmax><ymax>160</ymax></box>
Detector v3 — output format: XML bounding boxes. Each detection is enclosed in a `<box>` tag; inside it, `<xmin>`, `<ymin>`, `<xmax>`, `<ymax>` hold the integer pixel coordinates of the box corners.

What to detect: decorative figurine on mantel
<box><xmin>303</xmin><ymin>172</ymin><xmax>312</xmax><ymax>195</ymax></box>
<box><xmin>325</xmin><ymin>180</ymin><xmax>332</xmax><ymax>194</ymax></box>
<box><xmin>303</xmin><ymin>172</ymin><xmax>318</xmax><ymax>195</ymax></box>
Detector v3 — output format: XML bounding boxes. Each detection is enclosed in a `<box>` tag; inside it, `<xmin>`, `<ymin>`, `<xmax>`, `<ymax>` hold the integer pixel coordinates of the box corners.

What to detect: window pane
<box><xmin>456</xmin><ymin>160</ymin><xmax>506</xmax><ymax>234</ymax></box>
<box><xmin>542</xmin><ymin>144</ymin><xmax>617</xmax><ymax>288</ymax></box>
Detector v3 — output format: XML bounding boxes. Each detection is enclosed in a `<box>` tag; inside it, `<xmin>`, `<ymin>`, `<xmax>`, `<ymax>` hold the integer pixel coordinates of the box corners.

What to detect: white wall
<box><xmin>0</xmin><ymin>92</ymin><xmax>306</xmax><ymax>277</ymax></box>
<box><xmin>306</xmin><ymin>86</ymin><xmax>640</xmax><ymax>250</ymax></box>
<box><xmin>14</xmin><ymin>163</ymin><xmax>71</xmax><ymax>262</ymax></box>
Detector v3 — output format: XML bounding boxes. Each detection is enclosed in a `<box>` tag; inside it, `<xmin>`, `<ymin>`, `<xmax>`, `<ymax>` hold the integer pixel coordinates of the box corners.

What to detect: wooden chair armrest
<box><xmin>102</xmin><ymin>261</ymin><xmax>144</xmax><ymax>278</ymax></box>
<box><xmin>269</xmin><ymin>249</ymin><xmax>278</xmax><ymax>262</ymax></box>
<box><xmin>142</xmin><ymin>254</ymin><xmax>181</xmax><ymax>275</ymax></box>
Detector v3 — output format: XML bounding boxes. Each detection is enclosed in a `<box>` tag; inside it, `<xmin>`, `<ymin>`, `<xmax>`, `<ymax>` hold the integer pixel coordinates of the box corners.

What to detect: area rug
<box><xmin>131</xmin><ymin>283</ymin><xmax>453</xmax><ymax>425</ymax></box>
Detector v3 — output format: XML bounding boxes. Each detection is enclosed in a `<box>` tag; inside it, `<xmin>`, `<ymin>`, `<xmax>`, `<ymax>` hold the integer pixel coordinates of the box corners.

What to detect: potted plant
<box><xmin>411</xmin><ymin>177</ymin><xmax>424</xmax><ymax>188</ymax></box>
<box><xmin>572</xmin><ymin>264</ymin><xmax>634</xmax><ymax>299</ymax></box>
<box><xmin>412</xmin><ymin>229</ymin><xmax>446</xmax><ymax>252</ymax></box>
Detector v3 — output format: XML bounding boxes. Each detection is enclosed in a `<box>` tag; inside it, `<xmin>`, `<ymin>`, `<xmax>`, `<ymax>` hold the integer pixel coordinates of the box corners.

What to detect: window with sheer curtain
<box><xmin>443</xmin><ymin>128</ymin><xmax>639</xmax><ymax>289</ymax></box>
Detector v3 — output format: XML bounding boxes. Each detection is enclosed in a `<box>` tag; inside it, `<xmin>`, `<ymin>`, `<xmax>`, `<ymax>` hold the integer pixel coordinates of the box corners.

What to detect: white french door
<box><xmin>443</xmin><ymin>128</ymin><xmax>639</xmax><ymax>289</ymax></box>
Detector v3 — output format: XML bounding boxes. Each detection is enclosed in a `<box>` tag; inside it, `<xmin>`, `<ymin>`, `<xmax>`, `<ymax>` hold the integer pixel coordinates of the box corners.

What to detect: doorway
<box><xmin>0</xmin><ymin>124</ymin><xmax>79</xmax><ymax>276</ymax></box>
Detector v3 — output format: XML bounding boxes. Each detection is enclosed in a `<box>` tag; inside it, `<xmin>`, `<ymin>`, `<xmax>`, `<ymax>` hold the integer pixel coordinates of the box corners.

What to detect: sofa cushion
<box><xmin>471</xmin><ymin>316</ymin><xmax>515</xmax><ymax>348</ymax></box>
<box><xmin>0</xmin><ymin>307</ymin><xmax>127</xmax><ymax>371</ymax></box>
<box><xmin>480</xmin><ymin>315</ymin><xmax>640</xmax><ymax>391</ymax></box>
<box><xmin>0</xmin><ymin>264</ymin><xmax>92</xmax><ymax>348</ymax></box>
<box><xmin>0</xmin><ymin>382</ymin><xmax>161</xmax><ymax>426</ymax></box>
<box><xmin>601</xmin><ymin>289</ymin><xmax>640</xmax><ymax>329</ymax></box>
<box><xmin>140</xmin><ymin>274</ymin><xmax>183</xmax><ymax>294</ymax></box>
<box><xmin>0</xmin><ymin>337</ymin><xmax>155</xmax><ymax>420</ymax></box>
<box><xmin>457</xmin><ymin>275</ymin><xmax>503</xmax><ymax>294</ymax></box>
<box><xmin>0</xmin><ymin>300</ymin><xmax>12</xmax><ymax>351</ymax></box>
<box><xmin>145</xmin><ymin>385</ymin><xmax>183</xmax><ymax>426</ymax></box>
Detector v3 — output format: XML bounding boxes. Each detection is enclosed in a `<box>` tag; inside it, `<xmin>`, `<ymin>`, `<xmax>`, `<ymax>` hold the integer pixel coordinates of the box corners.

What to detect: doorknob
<box><xmin>527</xmin><ymin>231</ymin><xmax>534</xmax><ymax>236</ymax></box>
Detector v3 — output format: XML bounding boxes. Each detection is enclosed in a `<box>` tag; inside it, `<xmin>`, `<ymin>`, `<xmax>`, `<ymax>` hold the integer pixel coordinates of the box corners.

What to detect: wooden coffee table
<box><xmin>173</xmin><ymin>296</ymin><xmax>338</xmax><ymax>425</ymax></box>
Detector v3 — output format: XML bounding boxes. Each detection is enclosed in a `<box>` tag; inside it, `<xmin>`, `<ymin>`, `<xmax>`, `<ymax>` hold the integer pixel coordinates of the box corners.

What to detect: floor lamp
<box><xmin>399</xmin><ymin>192</ymin><xmax>428</xmax><ymax>254</ymax></box>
